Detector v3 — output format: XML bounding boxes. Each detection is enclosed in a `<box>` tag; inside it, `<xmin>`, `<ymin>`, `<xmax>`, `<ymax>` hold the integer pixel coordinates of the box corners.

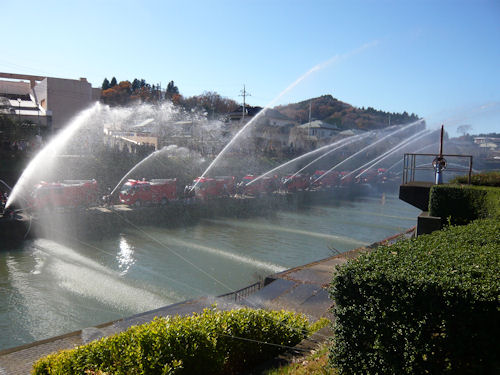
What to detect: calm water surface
<box><xmin>0</xmin><ymin>194</ymin><xmax>419</xmax><ymax>350</ymax></box>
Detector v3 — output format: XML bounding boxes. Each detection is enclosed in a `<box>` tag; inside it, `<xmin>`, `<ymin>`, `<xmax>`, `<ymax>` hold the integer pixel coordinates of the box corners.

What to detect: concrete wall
<box><xmin>46</xmin><ymin>77</ymin><xmax>100</xmax><ymax>131</ymax></box>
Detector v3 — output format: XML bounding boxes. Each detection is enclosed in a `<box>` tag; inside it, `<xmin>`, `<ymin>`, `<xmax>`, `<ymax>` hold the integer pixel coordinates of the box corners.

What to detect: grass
<box><xmin>263</xmin><ymin>342</ymin><xmax>337</xmax><ymax>375</ymax></box>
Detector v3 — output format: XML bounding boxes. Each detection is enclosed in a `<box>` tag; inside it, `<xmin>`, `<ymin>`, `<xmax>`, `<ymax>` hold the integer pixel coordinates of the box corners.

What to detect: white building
<box><xmin>0</xmin><ymin>72</ymin><xmax>101</xmax><ymax>132</ymax></box>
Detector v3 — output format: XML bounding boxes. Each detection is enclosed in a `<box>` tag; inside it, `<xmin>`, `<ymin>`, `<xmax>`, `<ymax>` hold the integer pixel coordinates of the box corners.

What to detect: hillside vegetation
<box><xmin>275</xmin><ymin>95</ymin><xmax>419</xmax><ymax>130</ymax></box>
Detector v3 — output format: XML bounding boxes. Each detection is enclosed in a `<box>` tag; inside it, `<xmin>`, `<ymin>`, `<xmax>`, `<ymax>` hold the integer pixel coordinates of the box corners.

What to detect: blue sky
<box><xmin>2</xmin><ymin>0</ymin><xmax>499</xmax><ymax>135</ymax></box>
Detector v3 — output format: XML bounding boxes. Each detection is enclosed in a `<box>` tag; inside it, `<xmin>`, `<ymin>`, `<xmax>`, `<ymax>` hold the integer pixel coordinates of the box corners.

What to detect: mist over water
<box><xmin>0</xmin><ymin>195</ymin><xmax>419</xmax><ymax>350</ymax></box>
<box><xmin>6</xmin><ymin>101</ymin><xmax>223</xmax><ymax>209</ymax></box>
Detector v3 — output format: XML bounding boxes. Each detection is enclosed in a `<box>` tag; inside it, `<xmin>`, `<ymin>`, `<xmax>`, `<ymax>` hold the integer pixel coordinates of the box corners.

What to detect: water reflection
<box><xmin>117</xmin><ymin>235</ymin><xmax>135</xmax><ymax>275</ymax></box>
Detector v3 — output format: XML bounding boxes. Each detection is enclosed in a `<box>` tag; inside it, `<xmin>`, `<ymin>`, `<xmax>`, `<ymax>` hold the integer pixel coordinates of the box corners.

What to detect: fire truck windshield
<box><xmin>120</xmin><ymin>184</ymin><xmax>134</xmax><ymax>195</ymax></box>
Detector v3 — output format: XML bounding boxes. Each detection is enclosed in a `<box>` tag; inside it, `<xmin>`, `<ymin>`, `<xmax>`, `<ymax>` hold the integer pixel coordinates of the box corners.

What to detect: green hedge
<box><xmin>33</xmin><ymin>307</ymin><xmax>321</xmax><ymax>375</ymax></box>
<box><xmin>429</xmin><ymin>184</ymin><xmax>500</xmax><ymax>225</ymax></box>
<box><xmin>329</xmin><ymin>218</ymin><xmax>500</xmax><ymax>374</ymax></box>
<box><xmin>450</xmin><ymin>171</ymin><xmax>500</xmax><ymax>187</ymax></box>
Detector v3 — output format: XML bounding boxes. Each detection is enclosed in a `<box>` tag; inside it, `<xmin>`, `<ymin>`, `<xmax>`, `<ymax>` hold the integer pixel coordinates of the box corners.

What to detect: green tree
<box><xmin>165</xmin><ymin>80</ymin><xmax>179</xmax><ymax>99</ymax></box>
<box><xmin>110</xmin><ymin>77</ymin><xmax>117</xmax><ymax>88</ymax></box>
<box><xmin>131</xmin><ymin>78</ymin><xmax>141</xmax><ymax>92</ymax></box>
<box><xmin>102</xmin><ymin>78</ymin><xmax>110</xmax><ymax>90</ymax></box>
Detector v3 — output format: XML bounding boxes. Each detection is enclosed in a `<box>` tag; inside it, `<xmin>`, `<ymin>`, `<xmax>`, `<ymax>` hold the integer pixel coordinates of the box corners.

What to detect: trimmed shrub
<box><xmin>450</xmin><ymin>171</ymin><xmax>500</xmax><ymax>187</ymax></box>
<box><xmin>329</xmin><ymin>218</ymin><xmax>500</xmax><ymax>374</ymax></box>
<box><xmin>429</xmin><ymin>184</ymin><xmax>500</xmax><ymax>225</ymax></box>
<box><xmin>33</xmin><ymin>307</ymin><xmax>315</xmax><ymax>375</ymax></box>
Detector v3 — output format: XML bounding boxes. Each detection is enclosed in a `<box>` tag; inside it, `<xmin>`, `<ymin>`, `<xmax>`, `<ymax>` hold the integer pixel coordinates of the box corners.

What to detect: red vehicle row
<box><xmin>27</xmin><ymin>169</ymin><xmax>396</xmax><ymax>210</ymax></box>
<box><xmin>118</xmin><ymin>179</ymin><xmax>177</xmax><ymax>206</ymax></box>
<box><xmin>30</xmin><ymin>180</ymin><xmax>99</xmax><ymax>210</ymax></box>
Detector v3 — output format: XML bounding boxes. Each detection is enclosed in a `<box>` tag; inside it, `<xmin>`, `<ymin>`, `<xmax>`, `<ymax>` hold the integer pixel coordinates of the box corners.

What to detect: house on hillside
<box><xmin>226</xmin><ymin>106</ymin><xmax>297</xmax><ymax>155</ymax></box>
<box><xmin>297</xmin><ymin>120</ymin><xmax>339</xmax><ymax>138</ymax></box>
<box><xmin>288</xmin><ymin>120</ymin><xmax>340</xmax><ymax>151</ymax></box>
<box><xmin>228</xmin><ymin>105</ymin><xmax>263</xmax><ymax>125</ymax></box>
<box><xmin>473</xmin><ymin>136</ymin><xmax>500</xmax><ymax>150</ymax></box>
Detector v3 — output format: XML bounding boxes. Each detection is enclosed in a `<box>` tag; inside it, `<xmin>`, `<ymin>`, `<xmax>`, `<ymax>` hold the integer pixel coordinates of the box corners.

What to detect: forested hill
<box><xmin>275</xmin><ymin>95</ymin><xmax>420</xmax><ymax>130</ymax></box>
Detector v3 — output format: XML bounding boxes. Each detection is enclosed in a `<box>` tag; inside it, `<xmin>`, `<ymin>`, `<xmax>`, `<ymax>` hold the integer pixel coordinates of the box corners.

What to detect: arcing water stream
<box><xmin>312</xmin><ymin>119</ymin><xmax>425</xmax><ymax>185</ymax></box>
<box><xmin>193</xmin><ymin>42</ymin><xmax>379</xmax><ymax>189</ymax></box>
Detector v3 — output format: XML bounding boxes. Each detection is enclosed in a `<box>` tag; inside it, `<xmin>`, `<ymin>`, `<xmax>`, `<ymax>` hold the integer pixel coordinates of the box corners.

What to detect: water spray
<box><xmin>246</xmin><ymin>133</ymin><xmax>368</xmax><ymax>187</ymax></box>
<box><xmin>350</xmin><ymin>128</ymin><xmax>434</xmax><ymax>180</ymax></box>
<box><xmin>6</xmin><ymin>103</ymin><xmax>105</xmax><ymax>209</ymax></box>
<box><xmin>193</xmin><ymin>41</ymin><xmax>379</xmax><ymax>191</ymax></box>
<box><xmin>312</xmin><ymin>119</ymin><xmax>424</xmax><ymax>185</ymax></box>
<box><xmin>286</xmin><ymin>132</ymin><xmax>373</xmax><ymax>181</ymax></box>
<box><xmin>386</xmin><ymin>142</ymin><xmax>439</xmax><ymax>172</ymax></box>
<box><xmin>109</xmin><ymin>149</ymin><xmax>163</xmax><ymax>198</ymax></box>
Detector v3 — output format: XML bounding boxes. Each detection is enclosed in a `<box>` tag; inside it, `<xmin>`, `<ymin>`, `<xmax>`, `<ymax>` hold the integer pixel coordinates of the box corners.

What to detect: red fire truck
<box><xmin>239</xmin><ymin>175</ymin><xmax>278</xmax><ymax>196</ymax></box>
<box><xmin>31</xmin><ymin>180</ymin><xmax>98</xmax><ymax>210</ymax></box>
<box><xmin>214</xmin><ymin>176</ymin><xmax>236</xmax><ymax>196</ymax></box>
<box><xmin>190</xmin><ymin>176</ymin><xmax>236</xmax><ymax>200</ymax></box>
<box><xmin>119</xmin><ymin>179</ymin><xmax>177</xmax><ymax>206</ymax></box>
<box><xmin>339</xmin><ymin>171</ymin><xmax>354</xmax><ymax>186</ymax></box>
<box><xmin>357</xmin><ymin>169</ymin><xmax>378</xmax><ymax>184</ymax></box>
<box><xmin>310</xmin><ymin>170</ymin><xmax>340</xmax><ymax>189</ymax></box>
<box><xmin>191</xmin><ymin>177</ymin><xmax>217</xmax><ymax>200</ymax></box>
<box><xmin>281</xmin><ymin>174</ymin><xmax>309</xmax><ymax>192</ymax></box>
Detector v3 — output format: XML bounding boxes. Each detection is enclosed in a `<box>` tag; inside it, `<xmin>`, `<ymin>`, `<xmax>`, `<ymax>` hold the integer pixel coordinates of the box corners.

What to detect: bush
<box><xmin>33</xmin><ymin>307</ymin><xmax>316</xmax><ymax>375</ymax></box>
<box><xmin>450</xmin><ymin>171</ymin><xmax>500</xmax><ymax>187</ymax></box>
<box><xmin>429</xmin><ymin>184</ymin><xmax>500</xmax><ymax>225</ymax></box>
<box><xmin>329</xmin><ymin>218</ymin><xmax>500</xmax><ymax>374</ymax></box>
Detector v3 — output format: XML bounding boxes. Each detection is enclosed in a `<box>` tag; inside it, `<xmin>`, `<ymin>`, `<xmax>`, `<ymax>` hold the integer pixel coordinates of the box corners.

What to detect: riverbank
<box><xmin>0</xmin><ymin>226</ymin><xmax>414</xmax><ymax>374</ymax></box>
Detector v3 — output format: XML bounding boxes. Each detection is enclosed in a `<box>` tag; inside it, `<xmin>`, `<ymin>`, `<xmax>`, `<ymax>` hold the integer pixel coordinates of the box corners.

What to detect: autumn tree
<box><xmin>101</xmin><ymin>81</ymin><xmax>132</xmax><ymax>106</ymax></box>
<box><xmin>181</xmin><ymin>91</ymin><xmax>238</xmax><ymax>116</ymax></box>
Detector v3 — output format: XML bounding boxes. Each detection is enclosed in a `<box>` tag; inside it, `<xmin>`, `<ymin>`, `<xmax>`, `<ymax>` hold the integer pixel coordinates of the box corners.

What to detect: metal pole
<box><xmin>468</xmin><ymin>156</ymin><xmax>473</xmax><ymax>184</ymax></box>
<box><xmin>17</xmin><ymin>98</ymin><xmax>21</xmax><ymax>121</ymax></box>
<box><xmin>411</xmin><ymin>154</ymin><xmax>416</xmax><ymax>182</ymax></box>
<box><xmin>435</xmin><ymin>125</ymin><xmax>444</xmax><ymax>184</ymax></box>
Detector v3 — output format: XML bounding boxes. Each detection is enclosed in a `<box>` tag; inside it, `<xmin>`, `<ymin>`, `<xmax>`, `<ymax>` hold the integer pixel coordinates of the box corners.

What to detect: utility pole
<box><xmin>308</xmin><ymin>101</ymin><xmax>312</xmax><ymax>136</ymax></box>
<box><xmin>239</xmin><ymin>85</ymin><xmax>251</xmax><ymax>122</ymax></box>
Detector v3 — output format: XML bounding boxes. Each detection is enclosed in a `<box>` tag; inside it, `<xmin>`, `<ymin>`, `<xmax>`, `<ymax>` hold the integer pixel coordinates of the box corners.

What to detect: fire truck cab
<box><xmin>31</xmin><ymin>180</ymin><xmax>98</xmax><ymax>210</ymax></box>
<box><xmin>281</xmin><ymin>174</ymin><xmax>309</xmax><ymax>192</ymax></box>
<box><xmin>339</xmin><ymin>171</ymin><xmax>354</xmax><ymax>186</ymax></box>
<box><xmin>239</xmin><ymin>175</ymin><xmax>277</xmax><ymax>196</ymax></box>
<box><xmin>310</xmin><ymin>170</ymin><xmax>340</xmax><ymax>189</ymax></box>
<box><xmin>214</xmin><ymin>176</ymin><xmax>236</xmax><ymax>196</ymax></box>
<box><xmin>191</xmin><ymin>176</ymin><xmax>236</xmax><ymax>200</ymax></box>
<box><xmin>357</xmin><ymin>169</ymin><xmax>378</xmax><ymax>184</ymax></box>
<box><xmin>191</xmin><ymin>177</ymin><xmax>217</xmax><ymax>200</ymax></box>
<box><xmin>119</xmin><ymin>179</ymin><xmax>177</xmax><ymax>206</ymax></box>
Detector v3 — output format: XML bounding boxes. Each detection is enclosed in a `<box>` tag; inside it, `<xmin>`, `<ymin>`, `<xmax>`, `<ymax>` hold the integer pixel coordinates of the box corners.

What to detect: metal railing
<box><xmin>402</xmin><ymin>153</ymin><xmax>473</xmax><ymax>184</ymax></box>
<box><xmin>218</xmin><ymin>281</ymin><xmax>262</xmax><ymax>302</ymax></box>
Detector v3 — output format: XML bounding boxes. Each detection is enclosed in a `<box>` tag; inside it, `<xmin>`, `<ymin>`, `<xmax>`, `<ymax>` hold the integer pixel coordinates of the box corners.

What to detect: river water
<box><xmin>0</xmin><ymin>193</ymin><xmax>419</xmax><ymax>350</ymax></box>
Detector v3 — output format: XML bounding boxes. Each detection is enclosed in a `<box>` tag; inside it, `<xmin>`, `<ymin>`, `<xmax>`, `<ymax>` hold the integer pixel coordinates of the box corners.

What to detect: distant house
<box><xmin>474</xmin><ymin>136</ymin><xmax>500</xmax><ymax>150</ymax></box>
<box><xmin>297</xmin><ymin>120</ymin><xmax>339</xmax><ymax>139</ymax></box>
<box><xmin>228</xmin><ymin>105</ymin><xmax>263</xmax><ymax>125</ymax></box>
